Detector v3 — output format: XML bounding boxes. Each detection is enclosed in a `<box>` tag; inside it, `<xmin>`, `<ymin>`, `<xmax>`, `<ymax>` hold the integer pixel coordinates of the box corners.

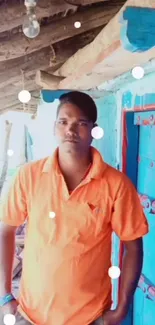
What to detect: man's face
<box><xmin>54</xmin><ymin>103</ymin><xmax>94</xmax><ymax>154</ymax></box>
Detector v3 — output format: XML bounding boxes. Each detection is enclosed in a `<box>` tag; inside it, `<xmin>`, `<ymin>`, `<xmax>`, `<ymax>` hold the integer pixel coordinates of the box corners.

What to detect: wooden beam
<box><xmin>0</xmin><ymin>103</ymin><xmax>37</xmax><ymax>115</ymax></box>
<box><xmin>0</xmin><ymin>104</ymin><xmax>37</xmax><ymax>115</ymax></box>
<box><xmin>0</xmin><ymin>0</ymin><xmax>77</xmax><ymax>33</ymax></box>
<box><xmin>64</xmin><ymin>0</ymin><xmax>115</xmax><ymax>5</ymax></box>
<box><xmin>0</xmin><ymin>92</ymin><xmax>39</xmax><ymax>112</ymax></box>
<box><xmin>0</xmin><ymin>47</ymin><xmax>52</xmax><ymax>88</ymax></box>
<box><xmin>0</xmin><ymin>105</ymin><xmax>36</xmax><ymax>116</ymax></box>
<box><xmin>0</xmin><ymin>100</ymin><xmax>38</xmax><ymax>112</ymax></box>
<box><xmin>0</xmin><ymin>26</ymin><xmax>102</xmax><ymax>114</ymax></box>
<box><xmin>0</xmin><ymin>108</ymin><xmax>9</xmax><ymax>115</ymax></box>
<box><xmin>54</xmin><ymin>0</ymin><xmax>155</xmax><ymax>89</ymax></box>
<box><xmin>0</xmin><ymin>27</ymin><xmax>102</xmax><ymax>89</ymax></box>
<box><xmin>0</xmin><ymin>2</ymin><xmax>123</xmax><ymax>61</ymax></box>
<box><xmin>35</xmin><ymin>71</ymin><xmax>65</xmax><ymax>89</ymax></box>
<box><xmin>0</xmin><ymin>82</ymin><xmax>39</xmax><ymax>100</ymax></box>
<box><xmin>61</xmin><ymin>46</ymin><xmax>155</xmax><ymax>90</ymax></box>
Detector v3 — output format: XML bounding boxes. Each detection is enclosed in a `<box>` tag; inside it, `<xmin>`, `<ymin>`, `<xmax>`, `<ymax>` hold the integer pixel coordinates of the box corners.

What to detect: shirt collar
<box><xmin>42</xmin><ymin>146</ymin><xmax>107</xmax><ymax>179</ymax></box>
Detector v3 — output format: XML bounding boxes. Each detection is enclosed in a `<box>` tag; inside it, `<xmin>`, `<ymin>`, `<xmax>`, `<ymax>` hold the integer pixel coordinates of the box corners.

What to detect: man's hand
<box><xmin>102</xmin><ymin>308</ymin><xmax>127</xmax><ymax>325</ymax></box>
<box><xmin>1</xmin><ymin>299</ymin><xmax>18</xmax><ymax>318</ymax></box>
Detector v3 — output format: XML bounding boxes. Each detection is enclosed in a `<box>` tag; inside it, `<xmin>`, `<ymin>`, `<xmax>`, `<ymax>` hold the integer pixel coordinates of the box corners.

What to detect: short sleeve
<box><xmin>0</xmin><ymin>167</ymin><xmax>27</xmax><ymax>226</ymax></box>
<box><xmin>111</xmin><ymin>174</ymin><xmax>149</xmax><ymax>241</ymax></box>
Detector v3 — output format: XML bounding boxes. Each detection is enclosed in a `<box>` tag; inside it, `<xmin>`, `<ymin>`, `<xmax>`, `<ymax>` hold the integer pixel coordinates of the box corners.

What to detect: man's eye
<box><xmin>58</xmin><ymin>121</ymin><xmax>66</xmax><ymax>125</ymax></box>
<box><xmin>79</xmin><ymin>122</ymin><xmax>88</xmax><ymax>126</ymax></box>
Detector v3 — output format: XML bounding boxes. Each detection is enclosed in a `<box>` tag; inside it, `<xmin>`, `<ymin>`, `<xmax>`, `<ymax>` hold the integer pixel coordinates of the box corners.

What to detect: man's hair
<box><xmin>56</xmin><ymin>91</ymin><xmax>97</xmax><ymax>124</ymax></box>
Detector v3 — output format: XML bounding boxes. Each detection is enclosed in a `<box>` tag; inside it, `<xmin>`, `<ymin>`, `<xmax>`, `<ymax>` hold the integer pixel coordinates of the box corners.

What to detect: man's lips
<box><xmin>65</xmin><ymin>139</ymin><xmax>79</xmax><ymax>143</ymax></box>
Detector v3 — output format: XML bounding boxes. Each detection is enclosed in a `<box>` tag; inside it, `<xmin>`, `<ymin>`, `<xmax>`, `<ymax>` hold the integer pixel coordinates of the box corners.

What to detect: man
<box><xmin>0</xmin><ymin>91</ymin><xmax>149</xmax><ymax>325</ymax></box>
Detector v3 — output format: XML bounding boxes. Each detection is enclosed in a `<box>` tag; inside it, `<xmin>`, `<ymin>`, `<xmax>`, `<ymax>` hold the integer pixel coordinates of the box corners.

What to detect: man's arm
<box><xmin>103</xmin><ymin>173</ymin><xmax>148</xmax><ymax>325</ymax></box>
<box><xmin>102</xmin><ymin>237</ymin><xmax>144</xmax><ymax>325</ymax></box>
<box><xmin>0</xmin><ymin>166</ymin><xmax>28</xmax><ymax>297</ymax></box>
<box><xmin>0</xmin><ymin>222</ymin><xmax>17</xmax><ymax>296</ymax></box>
<box><xmin>116</xmin><ymin>237</ymin><xmax>143</xmax><ymax>316</ymax></box>
<box><xmin>0</xmin><ymin>167</ymin><xmax>28</xmax><ymax>317</ymax></box>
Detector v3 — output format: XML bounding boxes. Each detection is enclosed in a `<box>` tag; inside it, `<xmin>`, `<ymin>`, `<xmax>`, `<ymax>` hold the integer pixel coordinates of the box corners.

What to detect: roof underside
<box><xmin>0</xmin><ymin>0</ymin><xmax>125</xmax><ymax>114</ymax></box>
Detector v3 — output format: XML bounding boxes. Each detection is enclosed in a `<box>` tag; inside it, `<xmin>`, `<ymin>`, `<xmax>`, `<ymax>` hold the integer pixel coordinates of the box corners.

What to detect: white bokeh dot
<box><xmin>91</xmin><ymin>126</ymin><xmax>104</xmax><ymax>140</ymax></box>
<box><xmin>7</xmin><ymin>149</ymin><xmax>14</xmax><ymax>157</ymax></box>
<box><xmin>74</xmin><ymin>21</ymin><xmax>81</xmax><ymax>28</ymax></box>
<box><xmin>108</xmin><ymin>266</ymin><xmax>121</xmax><ymax>279</ymax></box>
<box><xmin>3</xmin><ymin>314</ymin><xmax>16</xmax><ymax>325</ymax></box>
<box><xmin>49</xmin><ymin>211</ymin><xmax>56</xmax><ymax>219</ymax></box>
<box><xmin>132</xmin><ymin>66</ymin><xmax>144</xmax><ymax>80</ymax></box>
<box><xmin>18</xmin><ymin>90</ymin><xmax>31</xmax><ymax>103</ymax></box>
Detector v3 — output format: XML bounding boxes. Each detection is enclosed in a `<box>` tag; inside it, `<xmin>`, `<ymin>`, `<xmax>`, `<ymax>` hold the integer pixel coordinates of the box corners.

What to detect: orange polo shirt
<box><xmin>0</xmin><ymin>147</ymin><xmax>148</xmax><ymax>325</ymax></box>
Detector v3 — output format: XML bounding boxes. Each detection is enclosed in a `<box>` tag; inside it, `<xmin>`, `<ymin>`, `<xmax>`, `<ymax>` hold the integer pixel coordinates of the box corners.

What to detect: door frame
<box><xmin>120</xmin><ymin>107</ymin><xmax>155</xmax><ymax>324</ymax></box>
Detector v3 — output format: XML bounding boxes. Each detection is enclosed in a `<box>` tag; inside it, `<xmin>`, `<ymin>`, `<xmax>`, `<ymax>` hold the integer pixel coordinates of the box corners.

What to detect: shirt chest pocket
<box><xmin>82</xmin><ymin>201</ymin><xmax>109</xmax><ymax>238</ymax></box>
<box><xmin>28</xmin><ymin>199</ymin><xmax>110</xmax><ymax>255</ymax></box>
<box><xmin>62</xmin><ymin>201</ymin><xmax>109</xmax><ymax>246</ymax></box>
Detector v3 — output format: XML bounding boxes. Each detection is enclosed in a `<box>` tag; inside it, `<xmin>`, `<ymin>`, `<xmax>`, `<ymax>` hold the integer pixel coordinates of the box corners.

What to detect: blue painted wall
<box><xmin>114</xmin><ymin>71</ymin><xmax>155</xmax><ymax>324</ymax></box>
<box><xmin>97</xmin><ymin>70</ymin><xmax>155</xmax><ymax>313</ymax></box>
<box><xmin>116</xmin><ymin>72</ymin><xmax>155</xmax><ymax>171</ymax></box>
<box><xmin>120</xmin><ymin>74</ymin><xmax>155</xmax><ymax>110</ymax></box>
<box><xmin>120</xmin><ymin>7</ymin><xmax>155</xmax><ymax>52</ymax></box>
<box><xmin>93</xmin><ymin>95</ymin><xmax>117</xmax><ymax>168</ymax></box>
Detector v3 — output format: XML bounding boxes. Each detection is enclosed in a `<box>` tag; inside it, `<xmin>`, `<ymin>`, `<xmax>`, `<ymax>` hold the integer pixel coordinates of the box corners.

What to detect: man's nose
<box><xmin>66</xmin><ymin>124</ymin><xmax>78</xmax><ymax>134</ymax></box>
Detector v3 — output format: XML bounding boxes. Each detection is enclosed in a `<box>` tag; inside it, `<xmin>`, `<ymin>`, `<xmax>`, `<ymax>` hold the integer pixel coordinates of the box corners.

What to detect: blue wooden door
<box><xmin>133</xmin><ymin>111</ymin><xmax>155</xmax><ymax>325</ymax></box>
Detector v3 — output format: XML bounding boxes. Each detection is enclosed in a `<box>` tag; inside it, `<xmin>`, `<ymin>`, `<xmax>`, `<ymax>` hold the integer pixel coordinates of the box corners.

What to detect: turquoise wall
<box><xmin>117</xmin><ymin>72</ymin><xmax>155</xmax><ymax>111</ymax></box>
<box><xmin>115</xmin><ymin>71</ymin><xmax>155</xmax><ymax>171</ymax></box>
<box><xmin>114</xmin><ymin>71</ymin><xmax>155</xmax><ymax>324</ymax></box>
<box><xmin>96</xmin><ymin>70</ymin><xmax>155</xmax><ymax>312</ymax></box>
<box><xmin>92</xmin><ymin>94</ymin><xmax>120</xmax><ymax>310</ymax></box>
<box><xmin>93</xmin><ymin>95</ymin><xmax>117</xmax><ymax>168</ymax></box>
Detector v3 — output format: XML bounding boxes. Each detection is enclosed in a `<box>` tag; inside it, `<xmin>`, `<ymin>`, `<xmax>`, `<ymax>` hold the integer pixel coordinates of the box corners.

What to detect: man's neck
<box><xmin>58</xmin><ymin>148</ymin><xmax>92</xmax><ymax>175</ymax></box>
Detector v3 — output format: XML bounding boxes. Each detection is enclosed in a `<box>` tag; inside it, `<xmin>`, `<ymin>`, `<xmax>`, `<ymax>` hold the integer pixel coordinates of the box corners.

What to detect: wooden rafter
<box><xmin>0</xmin><ymin>0</ymin><xmax>77</xmax><ymax>33</ymax></box>
<box><xmin>0</xmin><ymin>2</ymin><xmax>124</xmax><ymax>61</ymax></box>
<box><xmin>35</xmin><ymin>71</ymin><xmax>64</xmax><ymax>89</ymax></box>
<box><xmin>0</xmin><ymin>27</ymin><xmax>102</xmax><ymax>88</ymax></box>
<box><xmin>64</xmin><ymin>0</ymin><xmax>124</xmax><ymax>5</ymax></box>
<box><xmin>0</xmin><ymin>27</ymin><xmax>102</xmax><ymax>111</ymax></box>
<box><xmin>0</xmin><ymin>93</ymin><xmax>39</xmax><ymax>110</ymax></box>
<box><xmin>2</xmin><ymin>104</ymin><xmax>37</xmax><ymax>114</ymax></box>
<box><xmin>53</xmin><ymin>0</ymin><xmax>155</xmax><ymax>90</ymax></box>
<box><xmin>0</xmin><ymin>0</ymin><xmax>126</xmax><ymax>113</ymax></box>
<box><xmin>0</xmin><ymin>82</ymin><xmax>39</xmax><ymax>100</ymax></box>
<box><xmin>0</xmin><ymin>0</ymin><xmax>122</xmax><ymax>34</ymax></box>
